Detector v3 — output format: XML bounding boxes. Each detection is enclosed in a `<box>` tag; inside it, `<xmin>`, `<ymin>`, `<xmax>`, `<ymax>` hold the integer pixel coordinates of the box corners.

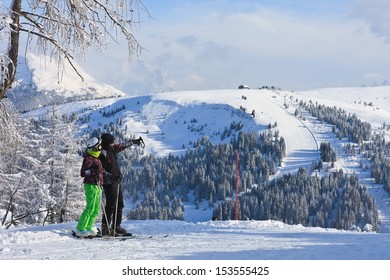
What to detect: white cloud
<box><xmin>78</xmin><ymin>1</ymin><xmax>390</xmax><ymax>92</ymax></box>
<box><xmin>350</xmin><ymin>0</ymin><xmax>390</xmax><ymax>42</ymax></box>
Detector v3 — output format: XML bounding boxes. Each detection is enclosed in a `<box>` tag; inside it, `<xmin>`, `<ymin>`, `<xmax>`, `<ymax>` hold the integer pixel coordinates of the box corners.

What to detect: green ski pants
<box><xmin>76</xmin><ymin>184</ymin><xmax>102</xmax><ymax>231</ymax></box>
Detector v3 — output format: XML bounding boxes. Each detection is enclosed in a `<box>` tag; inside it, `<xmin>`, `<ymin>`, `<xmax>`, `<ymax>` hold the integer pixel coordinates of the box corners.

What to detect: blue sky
<box><xmin>3</xmin><ymin>0</ymin><xmax>390</xmax><ymax>93</ymax></box>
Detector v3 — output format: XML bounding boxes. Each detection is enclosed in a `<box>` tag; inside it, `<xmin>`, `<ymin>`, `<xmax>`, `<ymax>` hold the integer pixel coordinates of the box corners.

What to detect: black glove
<box><xmin>131</xmin><ymin>137</ymin><xmax>145</xmax><ymax>148</ymax></box>
<box><xmin>114</xmin><ymin>174</ymin><xmax>123</xmax><ymax>182</ymax></box>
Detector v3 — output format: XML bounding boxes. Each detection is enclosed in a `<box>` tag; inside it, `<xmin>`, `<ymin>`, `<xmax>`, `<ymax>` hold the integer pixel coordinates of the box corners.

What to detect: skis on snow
<box><xmin>71</xmin><ymin>230</ymin><xmax>134</xmax><ymax>241</ymax></box>
<box><xmin>71</xmin><ymin>230</ymin><xmax>168</xmax><ymax>241</ymax></box>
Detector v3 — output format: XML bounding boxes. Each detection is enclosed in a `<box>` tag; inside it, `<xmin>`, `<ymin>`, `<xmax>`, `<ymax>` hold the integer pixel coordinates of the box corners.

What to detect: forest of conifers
<box><xmin>116</xmin><ymin>99</ymin><xmax>380</xmax><ymax>231</ymax></box>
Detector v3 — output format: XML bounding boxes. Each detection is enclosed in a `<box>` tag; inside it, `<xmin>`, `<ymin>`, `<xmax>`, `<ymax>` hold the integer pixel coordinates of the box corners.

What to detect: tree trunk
<box><xmin>0</xmin><ymin>0</ymin><xmax>21</xmax><ymax>100</ymax></box>
<box><xmin>1</xmin><ymin>188</ymin><xmax>17</xmax><ymax>226</ymax></box>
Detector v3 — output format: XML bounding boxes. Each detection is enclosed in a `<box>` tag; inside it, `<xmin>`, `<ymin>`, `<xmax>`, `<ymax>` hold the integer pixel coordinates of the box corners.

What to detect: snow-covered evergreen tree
<box><xmin>1</xmin><ymin>101</ymin><xmax>84</xmax><ymax>227</ymax></box>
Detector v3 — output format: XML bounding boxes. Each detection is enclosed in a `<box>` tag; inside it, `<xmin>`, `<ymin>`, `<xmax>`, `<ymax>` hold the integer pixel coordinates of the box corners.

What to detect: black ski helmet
<box><xmin>101</xmin><ymin>133</ymin><xmax>115</xmax><ymax>149</ymax></box>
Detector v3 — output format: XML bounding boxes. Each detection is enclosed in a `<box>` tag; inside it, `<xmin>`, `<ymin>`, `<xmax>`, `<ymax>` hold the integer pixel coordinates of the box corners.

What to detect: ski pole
<box><xmin>113</xmin><ymin>182</ymin><xmax>120</xmax><ymax>236</ymax></box>
<box><xmin>100</xmin><ymin>189</ymin><xmax>112</xmax><ymax>236</ymax></box>
<box><xmin>98</xmin><ymin>177</ymin><xmax>111</xmax><ymax>236</ymax></box>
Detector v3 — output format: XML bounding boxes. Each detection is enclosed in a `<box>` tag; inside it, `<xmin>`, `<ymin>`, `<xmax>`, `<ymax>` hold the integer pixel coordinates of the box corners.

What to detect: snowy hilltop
<box><xmin>7</xmin><ymin>53</ymin><xmax>126</xmax><ymax>112</ymax></box>
<box><xmin>2</xmin><ymin>54</ymin><xmax>390</xmax><ymax>261</ymax></box>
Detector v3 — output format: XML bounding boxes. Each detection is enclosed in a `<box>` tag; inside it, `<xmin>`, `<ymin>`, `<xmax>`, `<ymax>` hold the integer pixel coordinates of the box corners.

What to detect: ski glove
<box><xmin>85</xmin><ymin>164</ymin><xmax>99</xmax><ymax>176</ymax></box>
<box><xmin>131</xmin><ymin>137</ymin><xmax>145</xmax><ymax>147</ymax></box>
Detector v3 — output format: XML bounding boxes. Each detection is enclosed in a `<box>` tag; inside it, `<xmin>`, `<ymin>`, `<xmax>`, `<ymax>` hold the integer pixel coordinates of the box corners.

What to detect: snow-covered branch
<box><xmin>0</xmin><ymin>0</ymin><xmax>149</xmax><ymax>100</ymax></box>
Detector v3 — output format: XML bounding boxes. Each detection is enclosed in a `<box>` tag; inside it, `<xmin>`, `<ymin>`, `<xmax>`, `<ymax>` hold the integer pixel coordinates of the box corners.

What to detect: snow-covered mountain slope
<box><xmin>26</xmin><ymin>89</ymin><xmax>319</xmax><ymax>170</ymax></box>
<box><xmin>22</xmin><ymin>86</ymin><xmax>390</xmax><ymax>232</ymax></box>
<box><xmin>297</xmin><ymin>86</ymin><xmax>390</xmax><ymax>134</ymax></box>
<box><xmin>3</xmin><ymin>86</ymin><xmax>390</xmax><ymax>262</ymax></box>
<box><xmin>5</xmin><ymin>52</ymin><xmax>390</xmax><ymax>262</ymax></box>
<box><xmin>8</xmin><ymin>53</ymin><xmax>126</xmax><ymax>112</ymax></box>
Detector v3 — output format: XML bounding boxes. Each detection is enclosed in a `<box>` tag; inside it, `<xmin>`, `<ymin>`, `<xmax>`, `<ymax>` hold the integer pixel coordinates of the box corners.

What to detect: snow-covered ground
<box><xmin>2</xmin><ymin>86</ymin><xmax>390</xmax><ymax>278</ymax></box>
<box><xmin>1</xmin><ymin>219</ymin><xmax>390</xmax><ymax>260</ymax></box>
<box><xmin>1</xmin><ymin>220</ymin><xmax>388</xmax><ymax>279</ymax></box>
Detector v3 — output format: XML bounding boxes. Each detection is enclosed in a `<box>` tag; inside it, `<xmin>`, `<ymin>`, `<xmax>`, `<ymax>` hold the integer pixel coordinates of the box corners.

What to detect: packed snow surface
<box><xmin>1</xmin><ymin>220</ymin><xmax>390</xmax><ymax>260</ymax></box>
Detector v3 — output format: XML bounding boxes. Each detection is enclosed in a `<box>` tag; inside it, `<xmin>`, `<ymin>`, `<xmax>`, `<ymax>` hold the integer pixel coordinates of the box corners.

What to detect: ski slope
<box><xmin>143</xmin><ymin>89</ymin><xmax>319</xmax><ymax>173</ymax></box>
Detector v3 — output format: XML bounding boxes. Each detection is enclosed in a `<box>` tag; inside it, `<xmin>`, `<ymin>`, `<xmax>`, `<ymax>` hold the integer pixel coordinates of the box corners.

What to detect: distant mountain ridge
<box><xmin>8</xmin><ymin>53</ymin><xmax>126</xmax><ymax>112</ymax></box>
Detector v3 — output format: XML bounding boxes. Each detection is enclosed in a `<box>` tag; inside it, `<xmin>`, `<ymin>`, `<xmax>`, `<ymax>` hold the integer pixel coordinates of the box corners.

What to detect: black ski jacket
<box><xmin>99</xmin><ymin>143</ymin><xmax>130</xmax><ymax>185</ymax></box>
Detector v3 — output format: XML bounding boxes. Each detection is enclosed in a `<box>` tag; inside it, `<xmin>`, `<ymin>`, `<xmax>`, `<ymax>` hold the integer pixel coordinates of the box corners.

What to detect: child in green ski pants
<box><xmin>75</xmin><ymin>137</ymin><xmax>104</xmax><ymax>237</ymax></box>
<box><xmin>76</xmin><ymin>184</ymin><xmax>102</xmax><ymax>235</ymax></box>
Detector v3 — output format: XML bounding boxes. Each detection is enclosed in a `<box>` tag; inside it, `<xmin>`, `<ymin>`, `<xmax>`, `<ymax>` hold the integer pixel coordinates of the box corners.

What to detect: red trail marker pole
<box><xmin>235</xmin><ymin>150</ymin><xmax>239</xmax><ymax>220</ymax></box>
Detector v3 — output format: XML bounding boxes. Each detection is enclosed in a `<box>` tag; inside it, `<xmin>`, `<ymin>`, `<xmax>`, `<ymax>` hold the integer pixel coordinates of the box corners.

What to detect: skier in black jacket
<box><xmin>99</xmin><ymin>133</ymin><xmax>143</xmax><ymax>236</ymax></box>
